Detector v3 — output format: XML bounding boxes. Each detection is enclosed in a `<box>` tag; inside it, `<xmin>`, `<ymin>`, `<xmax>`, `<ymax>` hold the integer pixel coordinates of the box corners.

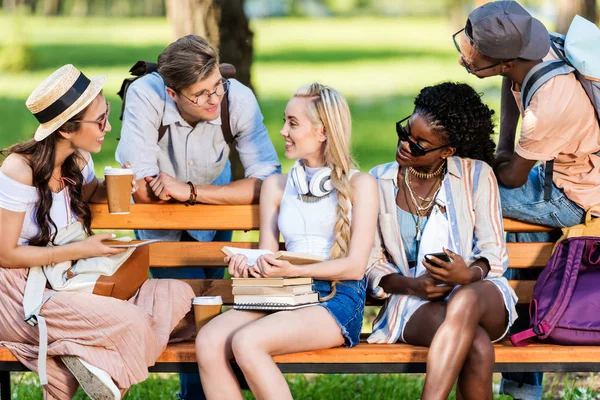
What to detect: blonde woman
<box><xmin>196</xmin><ymin>83</ymin><xmax>378</xmax><ymax>399</ymax></box>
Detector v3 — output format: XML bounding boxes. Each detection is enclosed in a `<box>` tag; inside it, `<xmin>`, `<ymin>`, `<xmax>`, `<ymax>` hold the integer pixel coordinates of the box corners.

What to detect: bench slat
<box><xmin>183</xmin><ymin>279</ymin><xmax>535</xmax><ymax>306</ymax></box>
<box><xmin>502</xmin><ymin>218</ymin><xmax>557</xmax><ymax>233</ymax></box>
<box><xmin>506</xmin><ymin>242</ymin><xmax>553</xmax><ymax>268</ymax></box>
<box><xmin>2</xmin><ymin>342</ymin><xmax>597</xmax><ymax>365</ymax></box>
<box><xmin>90</xmin><ymin>205</ymin><xmax>556</xmax><ymax>234</ymax></box>
<box><xmin>147</xmin><ymin>241</ymin><xmax>552</xmax><ymax>269</ymax></box>
<box><xmin>90</xmin><ymin>204</ymin><xmax>260</xmax><ymax>230</ymax></box>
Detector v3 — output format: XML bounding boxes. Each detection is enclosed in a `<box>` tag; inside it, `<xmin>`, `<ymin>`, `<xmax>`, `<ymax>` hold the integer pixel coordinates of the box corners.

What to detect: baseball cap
<box><xmin>466</xmin><ymin>0</ymin><xmax>549</xmax><ymax>60</ymax></box>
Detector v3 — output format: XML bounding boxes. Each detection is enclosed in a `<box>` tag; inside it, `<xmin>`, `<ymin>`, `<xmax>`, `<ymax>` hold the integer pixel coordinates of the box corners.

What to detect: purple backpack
<box><xmin>511</xmin><ymin>236</ymin><xmax>600</xmax><ymax>346</ymax></box>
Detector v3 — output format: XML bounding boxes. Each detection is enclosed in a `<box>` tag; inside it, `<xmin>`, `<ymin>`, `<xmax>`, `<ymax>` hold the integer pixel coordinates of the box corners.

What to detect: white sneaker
<box><xmin>61</xmin><ymin>355</ymin><xmax>120</xmax><ymax>400</ymax></box>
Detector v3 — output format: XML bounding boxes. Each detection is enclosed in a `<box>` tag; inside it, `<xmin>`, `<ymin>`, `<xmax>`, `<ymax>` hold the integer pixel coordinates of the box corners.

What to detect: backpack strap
<box><xmin>157</xmin><ymin>125</ymin><xmax>167</xmax><ymax>143</ymax></box>
<box><xmin>219</xmin><ymin>63</ymin><xmax>236</xmax><ymax>145</ymax></box>
<box><xmin>220</xmin><ymin>89</ymin><xmax>234</xmax><ymax>145</ymax></box>
<box><xmin>520</xmin><ymin>41</ymin><xmax>575</xmax><ymax>202</ymax></box>
<box><xmin>521</xmin><ymin>59</ymin><xmax>575</xmax><ymax>111</ymax></box>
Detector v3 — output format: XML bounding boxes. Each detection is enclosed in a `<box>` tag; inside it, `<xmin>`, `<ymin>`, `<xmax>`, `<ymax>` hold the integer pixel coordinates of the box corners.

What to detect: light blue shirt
<box><xmin>116</xmin><ymin>72</ymin><xmax>281</xmax><ymax>242</ymax></box>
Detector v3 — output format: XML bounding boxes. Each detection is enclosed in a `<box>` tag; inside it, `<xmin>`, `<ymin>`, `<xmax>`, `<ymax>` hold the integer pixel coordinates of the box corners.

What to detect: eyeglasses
<box><xmin>396</xmin><ymin>116</ymin><xmax>452</xmax><ymax>157</ymax></box>
<box><xmin>452</xmin><ymin>28</ymin><xmax>513</xmax><ymax>74</ymax></box>
<box><xmin>179</xmin><ymin>79</ymin><xmax>230</xmax><ymax>107</ymax></box>
<box><xmin>73</xmin><ymin>102</ymin><xmax>110</xmax><ymax>132</ymax></box>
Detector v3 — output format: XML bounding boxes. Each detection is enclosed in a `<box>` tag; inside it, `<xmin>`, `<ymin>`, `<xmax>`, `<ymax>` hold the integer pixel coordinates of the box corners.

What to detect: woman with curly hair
<box><xmin>366</xmin><ymin>82</ymin><xmax>517</xmax><ymax>399</ymax></box>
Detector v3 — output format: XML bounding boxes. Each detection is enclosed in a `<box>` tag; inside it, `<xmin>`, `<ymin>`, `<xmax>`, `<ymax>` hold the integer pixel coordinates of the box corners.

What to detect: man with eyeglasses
<box><xmin>115</xmin><ymin>34</ymin><xmax>280</xmax><ymax>400</ymax></box>
<box><xmin>454</xmin><ymin>2</ymin><xmax>600</xmax><ymax>399</ymax></box>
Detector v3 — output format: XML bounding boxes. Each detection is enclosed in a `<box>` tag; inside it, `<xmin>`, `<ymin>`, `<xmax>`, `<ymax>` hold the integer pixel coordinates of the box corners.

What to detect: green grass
<box><xmin>0</xmin><ymin>15</ymin><xmax>502</xmax><ymax>175</ymax></box>
<box><xmin>11</xmin><ymin>371</ymin><xmax>600</xmax><ymax>399</ymax></box>
<box><xmin>0</xmin><ymin>14</ymin><xmax>593</xmax><ymax>400</ymax></box>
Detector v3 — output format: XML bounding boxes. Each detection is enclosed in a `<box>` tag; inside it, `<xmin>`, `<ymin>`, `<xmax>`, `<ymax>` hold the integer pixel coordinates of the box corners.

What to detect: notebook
<box><xmin>234</xmin><ymin>292</ymin><xmax>319</xmax><ymax>305</ymax></box>
<box><xmin>232</xmin><ymin>284</ymin><xmax>314</xmax><ymax>295</ymax></box>
<box><xmin>231</xmin><ymin>277</ymin><xmax>313</xmax><ymax>287</ymax></box>
<box><xmin>233</xmin><ymin>292</ymin><xmax>320</xmax><ymax>311</ymax></box>
<box><xmin>221</xmin><ymin>246</ymin><xmax>324</xmax><ymax>266</ymax></box>
<box><xmin>233</xmin><ymin>303</ymin><xmax>317</xmax><ymax>311</ymax></box>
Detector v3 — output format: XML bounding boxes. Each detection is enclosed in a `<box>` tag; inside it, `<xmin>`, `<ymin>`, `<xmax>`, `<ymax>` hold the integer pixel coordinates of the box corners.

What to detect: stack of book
<box><xmin>232</xmin><ymin>277</ymin><xmax>319</xmax><ymax>311</ymax></box>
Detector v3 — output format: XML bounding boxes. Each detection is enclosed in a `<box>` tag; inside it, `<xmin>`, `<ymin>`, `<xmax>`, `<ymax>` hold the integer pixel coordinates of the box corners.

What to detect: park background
<box><xmin>1</xmin><ymin>0</ymin><xmax>599</xmax><ymax>398</ymax></box>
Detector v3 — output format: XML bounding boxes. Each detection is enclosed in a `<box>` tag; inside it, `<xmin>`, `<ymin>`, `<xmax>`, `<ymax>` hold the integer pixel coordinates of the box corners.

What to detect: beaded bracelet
<box><xmin>186</xmin><ymin>181</ymin><xmax>197</xmax><ymax>205</ymax></box>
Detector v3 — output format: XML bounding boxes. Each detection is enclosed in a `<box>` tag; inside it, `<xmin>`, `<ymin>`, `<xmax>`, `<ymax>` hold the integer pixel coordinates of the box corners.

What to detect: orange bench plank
<box><xmin>90</xmin><ymin>205</ymin><xmax>556</xmax><ymax>234</ymax></box>
<box><xmin>3</xmin><ymin>341</ymin><xmax>591</xmax><ymax>365</ymax></box>
<box><xmin>90</xmin><ymin>204</ymin><xmax>260</xmax><ymax>231</ymax></box>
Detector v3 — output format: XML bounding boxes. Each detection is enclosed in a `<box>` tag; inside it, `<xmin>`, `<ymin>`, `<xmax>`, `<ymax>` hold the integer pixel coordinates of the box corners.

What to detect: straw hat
<box><xmin>26</xmin><ymin>64</ymin><xmax>106</xmax><ymax>141</ymax></box>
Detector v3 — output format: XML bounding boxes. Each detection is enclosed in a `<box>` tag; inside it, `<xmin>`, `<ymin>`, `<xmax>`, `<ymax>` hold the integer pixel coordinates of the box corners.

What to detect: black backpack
<box><xmin>117</xmin><ymin>61</ymin><xmax>244</xmax><ymax>181</ymax></box>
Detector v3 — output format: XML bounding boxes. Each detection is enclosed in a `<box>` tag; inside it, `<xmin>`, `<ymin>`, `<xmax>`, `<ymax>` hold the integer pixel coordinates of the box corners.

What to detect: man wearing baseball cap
<box><xmin>454</xmin><ymin>1</ymin><xmax>600</xmax><ymax>399</ymax></box>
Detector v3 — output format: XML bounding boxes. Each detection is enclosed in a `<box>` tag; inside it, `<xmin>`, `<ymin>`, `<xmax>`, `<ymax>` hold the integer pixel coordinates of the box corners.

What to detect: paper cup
<box><xmin>193</xmin><ymin>296</ymin><xmax>223</xmax><ymax>333</ymax></box>
<box><xmin>104</xmin><ymin>167</ymin><xmax>134</xmax><ymax>214</ymax></box>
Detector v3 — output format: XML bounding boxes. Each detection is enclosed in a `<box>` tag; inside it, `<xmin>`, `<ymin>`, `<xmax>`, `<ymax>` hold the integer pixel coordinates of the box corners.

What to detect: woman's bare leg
<box><xmin>455</xmin><ymin>325</ymin><xmax>495</xmax><ymax>400</ymax></box>
<box><xmin>421</xmin><ymin>281</ymin><xmax>507</xmax><ymax>400</ymax></box>
<box><xmin>196</xmin><ymin>309</ymin><xmax>265</xmax><ymax>400</ymax></box>
<box><xmin>231</xmin><ymin>306</ymin><xmax>345</xmax><ymax>400</ymax></box>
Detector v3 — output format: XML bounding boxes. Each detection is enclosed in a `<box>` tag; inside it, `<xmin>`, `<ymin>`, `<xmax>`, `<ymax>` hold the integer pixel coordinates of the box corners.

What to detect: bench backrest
<box><xmin>90</xmin><ymin>204</ymin><xmax>556</xmax><ymax>305</ymax></box>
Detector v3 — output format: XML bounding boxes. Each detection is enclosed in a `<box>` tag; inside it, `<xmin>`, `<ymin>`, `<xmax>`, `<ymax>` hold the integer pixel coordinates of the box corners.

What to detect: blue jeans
<box><xmin>135</xmin><ymin>165</ymin><xmax>233</xmax><ymax>400</ymax></box>
<box><xmin>134</xmin><ymin>229</ymin><xmax>231</xmax><ymax>400</ymax></box>
<box><xmin>498</xmin><ymin>164</ymin><xmax>585</xmax><ymax>399</ymax></box>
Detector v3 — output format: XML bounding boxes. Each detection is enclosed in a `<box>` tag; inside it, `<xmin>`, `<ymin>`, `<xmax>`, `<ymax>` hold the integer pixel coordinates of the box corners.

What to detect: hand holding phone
<box><xmin>424</xmin><ymin>252</ymin><xmax>452</xmax><ymax>268</ymax></box>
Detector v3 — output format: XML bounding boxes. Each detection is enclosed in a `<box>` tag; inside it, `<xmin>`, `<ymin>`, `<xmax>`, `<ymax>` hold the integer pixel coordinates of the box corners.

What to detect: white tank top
<box><xmin>278</xmin><ymin>166</ymin><xmax>358</xmax><ymax>260</ymax></box>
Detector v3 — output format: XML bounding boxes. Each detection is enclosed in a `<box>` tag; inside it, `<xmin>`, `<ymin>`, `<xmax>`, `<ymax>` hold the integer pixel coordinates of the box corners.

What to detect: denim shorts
<box><xmin>313</xmin><ymin>278</ymin><xmax>366</xmax><ymax>347</ymax></box>
<box><xmin>499</xmin><ymin>163</ymin><xmax>585</xmax><ymax>229</ymax></box>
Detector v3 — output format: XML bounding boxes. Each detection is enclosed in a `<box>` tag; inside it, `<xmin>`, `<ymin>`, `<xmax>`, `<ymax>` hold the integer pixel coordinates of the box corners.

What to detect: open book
<box><xmin>102</xmin><ymin>238</ymin><xmax>161</xmax><ymax>248</ymax></box>
<box><xmin>221</xmin><ymin>246</ymin><xmax>324</xmax><ymax>266</ymax></box>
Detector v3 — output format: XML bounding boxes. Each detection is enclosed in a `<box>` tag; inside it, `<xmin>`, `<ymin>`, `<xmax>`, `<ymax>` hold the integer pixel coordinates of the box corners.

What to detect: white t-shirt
<box><xmin>0</xmin><ymin>157</ymin><xmax>95</xmax><ymax>244</ymax></box>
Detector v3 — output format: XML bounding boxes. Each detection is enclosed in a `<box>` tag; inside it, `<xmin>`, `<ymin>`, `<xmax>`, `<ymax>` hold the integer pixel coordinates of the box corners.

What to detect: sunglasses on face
<box><xmin>396</xmin><ymin>116</ymin><xmax>452</xmax><ymax>157</ymax></box>
<box><xmin>452</xmin><ymin>28</ymin><xmax>513</xmax><ymax>74</ymax></box>
<box><xmin>73</xmin><ymin>102</ymin><xmax>110</xmax><ymax>132</ymax></box>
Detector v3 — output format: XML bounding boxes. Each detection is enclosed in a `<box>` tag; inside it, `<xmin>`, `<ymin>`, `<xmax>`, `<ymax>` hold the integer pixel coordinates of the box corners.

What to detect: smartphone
<box><xmin>425</xmin><ymin>252</ymin><xmax>452</xmax><ymax>267</ymax></box>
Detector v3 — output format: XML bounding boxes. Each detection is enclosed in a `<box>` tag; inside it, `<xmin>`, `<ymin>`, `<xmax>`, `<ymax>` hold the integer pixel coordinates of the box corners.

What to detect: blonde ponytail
<box><xmin>293</xmin><ymin>83</ymin><xmax>354</xmax><ymax>301</ymax></box>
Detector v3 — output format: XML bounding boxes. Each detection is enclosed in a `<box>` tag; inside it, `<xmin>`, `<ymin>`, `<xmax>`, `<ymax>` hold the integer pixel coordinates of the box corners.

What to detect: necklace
<box><xmin>404</xmin><ymin>168</ymin><xmax>442</xmax><ymax>216</ymax></box>
<box><xmin>400</xmin><ymin>170</ymin><xmax>440</xmax><ymax>242</ymax></box>
<box><xmin>408</xmin><ymin>162</ymin><xmax>445</xmax><ymax>180</ymax></box>
<box><xmin>407</xmin><ymin>173</ymin><xmax>435</xmax><ymax>202</ymax></box>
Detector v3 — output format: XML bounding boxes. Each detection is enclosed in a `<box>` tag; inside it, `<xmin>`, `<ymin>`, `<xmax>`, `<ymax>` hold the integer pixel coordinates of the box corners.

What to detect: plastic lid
<box><xmin>192</xmin><ymin>296</ymin><xmax>223</xmax><ymax>305</ymax></box>
<box><xmin>104</xmin><ymin>166</ymin><xmax>134</xmax><ymax>175</ymax></box>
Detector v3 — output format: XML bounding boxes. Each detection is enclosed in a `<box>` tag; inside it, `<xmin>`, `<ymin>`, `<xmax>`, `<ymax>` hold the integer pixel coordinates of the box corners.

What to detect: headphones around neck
<box><xmin>290</xmin><ymin>160</ymin><xmax>333</xmax><ymax>197</ymax></box>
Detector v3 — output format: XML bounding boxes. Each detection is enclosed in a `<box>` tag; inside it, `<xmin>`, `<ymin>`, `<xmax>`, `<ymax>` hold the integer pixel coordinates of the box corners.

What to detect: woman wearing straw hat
<box><xmin>0</xmin><ymin>65</ymin><xmax>195</xmax><ymax>399</ymax></box>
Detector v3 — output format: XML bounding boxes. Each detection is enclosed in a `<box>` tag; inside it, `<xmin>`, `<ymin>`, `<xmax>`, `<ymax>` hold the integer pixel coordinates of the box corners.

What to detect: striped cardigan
<box><xmin>366</xmin><ymin>158</ymin><xmax>517</xmax><ymax>344</ymax></box>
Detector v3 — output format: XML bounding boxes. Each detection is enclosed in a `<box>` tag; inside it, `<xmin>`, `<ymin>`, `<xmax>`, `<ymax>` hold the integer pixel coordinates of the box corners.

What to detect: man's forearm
<box><xmin>195</xmin><ymin>178</ymin><xmax>262</xmax><ymax>205</ymax></box>
<box><xmin>132</xmin><ymin>178</ymin><xmax>169</xmax><ymax>204</ymax></box>
<box><xmin>498</xmin><ymin>76</ymin><xmax>520</xmax><ymax>155</ymax></box>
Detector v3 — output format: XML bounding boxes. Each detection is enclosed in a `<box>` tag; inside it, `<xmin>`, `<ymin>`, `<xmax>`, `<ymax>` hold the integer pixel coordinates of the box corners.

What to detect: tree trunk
<box><xmin>42</xmin><ymin>0</ymin><xmax>61</xmax><ymax>15</ymax></box>
<box><xmin>165</xmin><ymin>0</ymin><xmax>254</xmax><ymax>90</ymax></box>
<box><xmin>4</xmin><ymin>0</ymin><xmax>17</xmax><ymax>12</ymax></box>
<box><xmin>556</xmin><ymin>0</ymin><xmax>597</xmax><ymax>34</ymax></box>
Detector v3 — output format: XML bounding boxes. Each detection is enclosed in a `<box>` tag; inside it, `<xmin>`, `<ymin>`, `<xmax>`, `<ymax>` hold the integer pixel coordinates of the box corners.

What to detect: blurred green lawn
<box><xmin>3</xmin><ymin>14</ymin><xmax>594</xmax><ymax>400</ymax></box>
<box><xmin>0</xmin><ymin>15</ymin><xmax>502</xmax><ymax>176</ymax></box>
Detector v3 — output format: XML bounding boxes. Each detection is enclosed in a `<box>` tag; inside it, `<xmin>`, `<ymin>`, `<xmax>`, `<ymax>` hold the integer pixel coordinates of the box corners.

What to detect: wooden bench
<box><xmin>1</xmin><ymin>204</ymin><xmax>598</xmax><ymax>399</ymax></box>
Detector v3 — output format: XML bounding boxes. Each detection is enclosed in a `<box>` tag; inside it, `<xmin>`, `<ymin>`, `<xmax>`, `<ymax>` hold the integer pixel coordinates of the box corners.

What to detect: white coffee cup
<box><xmin>193</xmin><ymin>296</ymin><xmax>223</xmax><ymax>333</ymax></box>
<box><xmin>104</xmin><ymin>167</ymin><xmax>134</xmax><ymax>214</ymax></box>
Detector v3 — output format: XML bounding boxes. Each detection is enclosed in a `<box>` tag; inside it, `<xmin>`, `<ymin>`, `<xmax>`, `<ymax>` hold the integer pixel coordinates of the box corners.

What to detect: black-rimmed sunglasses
<box><xmin>396</xmin><ymin>116</ymin><xmax>452</xmax><ymax>157</ymax></box>
<box><xmin>452</xmin><ymin>28</ymin><xmax>514</xmax><ymax>74</ymax></box>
